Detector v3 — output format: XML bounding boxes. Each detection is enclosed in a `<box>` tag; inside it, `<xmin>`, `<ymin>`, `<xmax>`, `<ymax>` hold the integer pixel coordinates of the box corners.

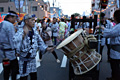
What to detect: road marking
<box><xmin>17</xmin><ymin>74</ymin><xmax>20</xmax><ymax>79</ymax></box>
<box><xmin>17</xmin><ymin>57</ymin><xmax>19</xmax><ymax>60</ymax></box>
<box><xmin>0</xmin><ymin>63</ymin><xmax>3</xmax><ymax>74</ymax></box>
<box><xmin>61</xmin><ymin>55</ymin><xmax>67</xmax><ymax>67</ymax></box>
<box><xmin>36</xmin><ymin>51</ymin><xmax>41</xmax><ymax>67</ymax></box>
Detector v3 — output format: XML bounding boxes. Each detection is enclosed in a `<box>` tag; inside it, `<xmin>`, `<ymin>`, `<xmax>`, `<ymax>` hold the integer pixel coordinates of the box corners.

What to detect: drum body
<box><xmin>56</xmin><ymin>29</ymin><xmax>101</xmax><ymax>75</ymax></box>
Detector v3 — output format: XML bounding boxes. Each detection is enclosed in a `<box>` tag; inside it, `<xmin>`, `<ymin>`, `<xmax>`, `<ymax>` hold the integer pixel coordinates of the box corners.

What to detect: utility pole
<box><xmin>96</xmin><ymin>0</ymin><xmax>102</xmax><ymax>72</ymax></box>
<box><xmin>31</xmin><ymin>2</ymin><xmax>33</xmax><ymax>14</ymax></box>
<box><xmin>26</xmin><ymin>0</ymin><xmax>28</xmax><ymax>14</ymax></box>
<box><xmin>19</xmin><ymin>0</ymin><xmax>20</xmax><ymax>16</ymax></box>
<box><xmin>53</xmin><ymin>0</ymin><xmax>54</xmax><ymax>7</ymax></box>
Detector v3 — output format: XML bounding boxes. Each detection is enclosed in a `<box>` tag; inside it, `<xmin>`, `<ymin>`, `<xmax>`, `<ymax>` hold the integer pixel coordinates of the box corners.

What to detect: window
<box><xmin>0</xmin><ymin>7</ymin><xmax>4</xmax><ymax>12</ymax></box>
<box><xmin>8</xmin><ymin>7</ymin><xmax>10</xmax><ymax>11</ymax></box>
<box><xmin>32</xmin><ymin>6</ymin><xmax>37</xmax><ymax>11</ymax></box>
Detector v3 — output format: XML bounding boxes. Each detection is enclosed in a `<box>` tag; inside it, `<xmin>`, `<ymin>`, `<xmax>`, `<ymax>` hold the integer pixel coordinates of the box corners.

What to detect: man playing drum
<box><xmin>96</xmin><ymin>9</ymin><xmax>120</xmax><ymax>80</ymax></box>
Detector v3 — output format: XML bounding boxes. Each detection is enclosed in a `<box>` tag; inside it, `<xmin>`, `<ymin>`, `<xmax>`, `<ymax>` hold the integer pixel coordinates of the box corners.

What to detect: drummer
<box><xmin>96</xmin><ymin>9</ymin><xmax>120</xmax><ymax>80</ymax></box>
<box><xmin>96</xmin><ymin>12</ymin><xmax>113</xmax><ymax>62</ymax></box>
<box><xmin>13</xmin><ymin>14</ymin><xmax>54</xmax><ymax>80</ymax></box>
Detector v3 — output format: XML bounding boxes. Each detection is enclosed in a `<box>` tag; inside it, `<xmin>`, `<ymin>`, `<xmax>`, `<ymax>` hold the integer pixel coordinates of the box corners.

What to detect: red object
<box><xmin>75</xmin><ymin>29</ymin><xmax>78</xmax><ymax>32</ymax></box>
<box><xmin>101</xmin><ymin>0</ymin><xmax>108</xmax><ymax>9</ymax></box>
<box><xmin>3</xmin><ymin>61</ymin><xmax>10</xmax><ymax>65</ymax></box>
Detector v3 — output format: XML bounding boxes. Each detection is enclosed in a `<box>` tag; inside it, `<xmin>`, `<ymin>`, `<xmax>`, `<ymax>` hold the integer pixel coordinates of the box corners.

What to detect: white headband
<box><xmin>7</xmin><ymin>13</ymin><xmax>17</xmax><ymax>16</ymax></box>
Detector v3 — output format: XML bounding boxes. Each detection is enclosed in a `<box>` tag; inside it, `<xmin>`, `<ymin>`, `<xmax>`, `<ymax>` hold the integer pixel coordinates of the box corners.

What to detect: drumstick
<box><xmin>52</xmin><ymin>40</ymin><xmax>63</xmax><ymax>49</ymax></box>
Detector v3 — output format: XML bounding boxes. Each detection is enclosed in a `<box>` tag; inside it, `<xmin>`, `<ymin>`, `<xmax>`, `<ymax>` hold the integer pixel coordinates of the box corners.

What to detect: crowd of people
<box><xmin>0</xmin><ymin>10</ymin><xmax>71</xmax><ymax>80</ymax></box>
<box><xmin>0</xmin><ymin>9</ymin><xmax>120</xmax><ymax>80</ymax></box>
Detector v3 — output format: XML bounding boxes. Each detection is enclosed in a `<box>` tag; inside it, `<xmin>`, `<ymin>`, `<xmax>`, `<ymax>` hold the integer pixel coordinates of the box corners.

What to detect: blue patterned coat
<box><xmin>13</xmin><ymin>28</ymin><xmax>47</xmax><ymax>77</ymax></box>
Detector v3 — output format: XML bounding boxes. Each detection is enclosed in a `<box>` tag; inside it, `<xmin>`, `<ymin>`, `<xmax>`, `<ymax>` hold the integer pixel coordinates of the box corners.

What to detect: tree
<box><xmin>72</xmin><ymin>13</ymin><xmax>81</xmax><ymax>17</ymax></box>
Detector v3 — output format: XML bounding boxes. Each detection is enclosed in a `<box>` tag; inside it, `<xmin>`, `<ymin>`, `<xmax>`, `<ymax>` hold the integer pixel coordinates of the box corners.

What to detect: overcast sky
<box><xmin>44</xmin><ymin>0</ymin><xmax>92</xmax><ymax>16</ymax></box>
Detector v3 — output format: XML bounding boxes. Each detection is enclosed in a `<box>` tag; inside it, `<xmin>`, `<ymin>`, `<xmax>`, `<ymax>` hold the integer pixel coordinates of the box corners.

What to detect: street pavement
<box><xmin>99</xmin><ymin>46</ymin><xmax>111</xmax><ymax>80</ymax></box>
<box><xmin>0</xmin><ymin>45</ymin><xmax>111</xmax><ymax>80</ymax></box>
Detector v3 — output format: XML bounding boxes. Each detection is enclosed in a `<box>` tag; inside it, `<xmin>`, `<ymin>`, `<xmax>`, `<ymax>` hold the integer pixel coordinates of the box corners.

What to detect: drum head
<box><xmin>56</xmin><ymin>29</ymin><xmax>83</xmax><ymax>49</ymax></box>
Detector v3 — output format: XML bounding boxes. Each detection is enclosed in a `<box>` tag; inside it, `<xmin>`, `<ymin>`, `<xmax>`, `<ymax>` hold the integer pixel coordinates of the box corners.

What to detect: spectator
<box><xmin>58</xmin><ymin>18</ymin><xmax>68</xmax><ymax>42</ymax></box>
<box><xmin>38</xmin><ymin>21</ymin><xmax>60</xmax><ymax>63</ymax></box>
<box><xmin>0</xmin><ymin>11</ymin><xmax>19</xmax><ymax>80</ymax></box>
<box><xmin>51</xmin><ymin>17</ymin><xmax>59</xmax><ymax>45</ymax></box>
<box><xmin>47</xmin><ymin>18</ymin><xmax>52</xmax><ymax>28</ymax></box>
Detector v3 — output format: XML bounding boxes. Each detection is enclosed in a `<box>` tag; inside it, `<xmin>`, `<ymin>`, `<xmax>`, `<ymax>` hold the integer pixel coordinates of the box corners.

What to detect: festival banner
<box><xmin>0</xmin><ymin>13</ymin><xmax>26</xmax><ymax>23</ymax></box>
<box><xmin>0</xmin><ymin>13</ymin><xmax>7</xmax><ymax>23</ymax></box>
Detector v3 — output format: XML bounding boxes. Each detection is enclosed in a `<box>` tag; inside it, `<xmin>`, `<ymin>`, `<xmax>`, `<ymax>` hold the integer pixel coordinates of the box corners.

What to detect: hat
<box><xmin>31</xmin><ymin>14</ymin><xmax>36</xmax><ymax>18</ymax></box>
<box><xmin>23</xmin><ymin>14</ymin><xmax>32</xmax><ymax>20</ymax></box>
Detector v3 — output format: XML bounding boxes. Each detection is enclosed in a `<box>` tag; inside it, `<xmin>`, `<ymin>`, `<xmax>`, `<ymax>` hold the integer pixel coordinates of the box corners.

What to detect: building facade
<box><xmin>49</xmin><ymin>7</ymin><xmax>62</xmax><ymax>19</ymax></box>
<box><xmin>0</xmin><ymin>0</ymin><xmax>50</xmax><ymax>19</ymax></box>
<box><xmin>92</xmin><ymin>0</ymin><xmax>118</xmax><ymax>19</ymax></box>
<box><xmin>105</xmin><ymin>5</ymin><xmax>117</xmax><ymax>19</ymax></box>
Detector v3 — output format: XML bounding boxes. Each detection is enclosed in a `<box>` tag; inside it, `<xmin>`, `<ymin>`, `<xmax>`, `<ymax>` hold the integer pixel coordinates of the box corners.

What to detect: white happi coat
<box><xmin>97</xmin><ymin>20</ymin><xmax>113</xmax><ymax>46</ymax></box>
<box><xmin>103</xmin><ymin>23</ymin><xmax>120</xmax><ymax>59</ymax></box>
<box><xmin>13</xmin><ymin>28</ymin><xmax>47</xmax><ymax>77</ymax></box>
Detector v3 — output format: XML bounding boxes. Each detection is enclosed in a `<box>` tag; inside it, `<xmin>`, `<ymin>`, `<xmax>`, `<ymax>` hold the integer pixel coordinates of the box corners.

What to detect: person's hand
<box><xmin>44</xmin><ymin>31</ymin><xmax>48</xmax><ymax>34</ymax></box>
<box><xmin>95</xmin><ymin>26</ymin><xmax>104</xmax><ymax>35</ymax></box>
<box><xmin>37</xmin><ymin>26</ymin><xmax>39</xmax><ymax>31</ymax></box>
<box><xmin>95</xmin><ymin>29</ymin><xmax>101</xmax><ymax>34</ymax></box>
<box><xmin>96</xmin><ymin>26</ymin><xmax>104</xmax><ymax>30</ymax></box>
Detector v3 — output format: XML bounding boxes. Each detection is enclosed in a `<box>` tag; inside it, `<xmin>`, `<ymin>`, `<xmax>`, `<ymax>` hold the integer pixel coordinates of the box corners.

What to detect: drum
<box><xmin>56</xmin><ymin>29</ymin><xmax>101</xmax><ymax>75</ymax></box>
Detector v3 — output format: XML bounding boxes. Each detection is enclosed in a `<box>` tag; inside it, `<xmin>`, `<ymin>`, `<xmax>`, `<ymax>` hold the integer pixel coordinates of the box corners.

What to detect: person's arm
<box><xmin>6</xmin><ymin>24</ymin><xmax>15</xmax><ymax>50</ymax></box>
<box><xmin>98</xmin><ymin>25</ymin><xmax>120</xmax><ymax>38</ymax></box>
<box><xmin>37</xmin><ymin>33</ymin><xmax>53</xmax><ymax>54</ymax></box>
<box><xmin>37</xmin><ymin>26</ymin><xmax>41</xmax><ymax>34</ymax></box>
<box><xmin>13</xmin><ymin>29</ymin><xmax>23</xmax><ymax>55</ymax></box>
<box><xmin>65</xmin><ymin>23</ymin><xmax>68</xmax><ymax>29</ymax></box>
